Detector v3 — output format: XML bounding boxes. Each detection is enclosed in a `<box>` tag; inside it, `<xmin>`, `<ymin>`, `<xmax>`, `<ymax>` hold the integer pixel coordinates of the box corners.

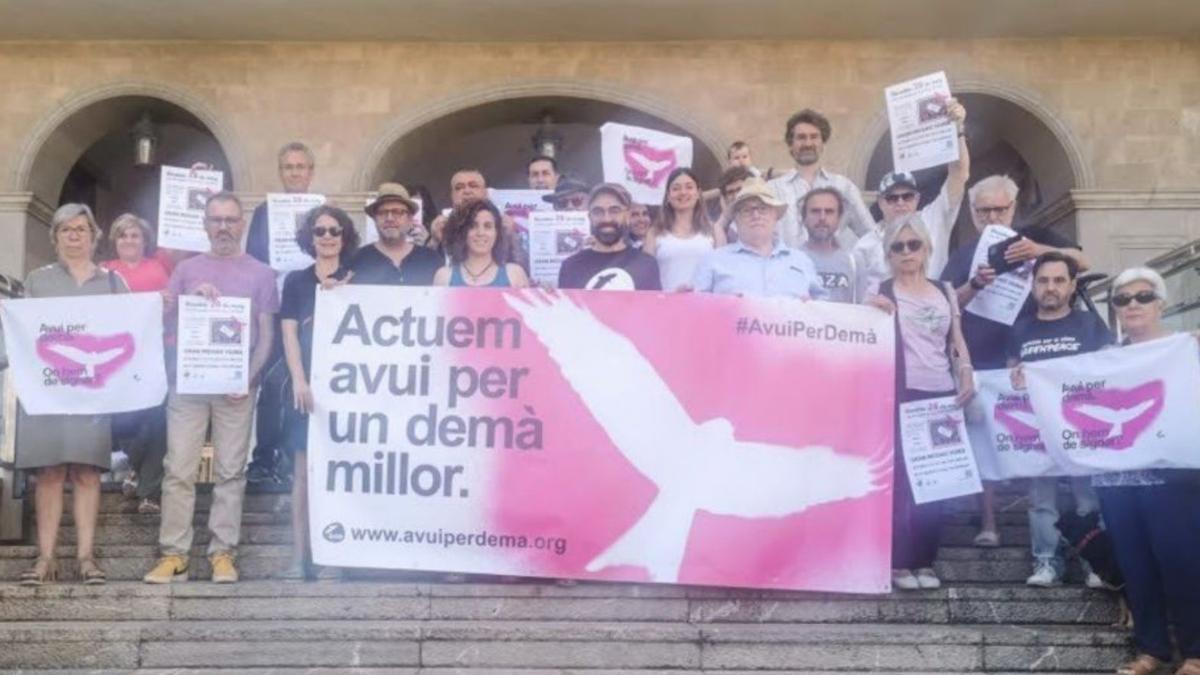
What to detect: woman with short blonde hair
<box><xmin>18</xmin><ymin>203</ymin><xmax>130</xmax><ymax>586</ymax></box>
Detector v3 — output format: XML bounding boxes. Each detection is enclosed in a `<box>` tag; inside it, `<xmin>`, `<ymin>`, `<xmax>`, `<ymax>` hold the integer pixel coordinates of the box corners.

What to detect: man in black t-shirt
<box><xmin>558</xmin><ymin>184</ymin><xmax>661</xmax><ymax>291</ymax></box>
<box><xmin>940</xmin><ymin>175</ymin><xmax>1092</xmax><ymax>549</ymax></box>
<box><xmin>349</xmin><ymin>183</ymin><xmax>442</xmax><ymax>286</ymax></box>
<box><xmin>1009</xmin><ymin>252</ymin><xmax>1113</xmax><ymax>589</ymax></box>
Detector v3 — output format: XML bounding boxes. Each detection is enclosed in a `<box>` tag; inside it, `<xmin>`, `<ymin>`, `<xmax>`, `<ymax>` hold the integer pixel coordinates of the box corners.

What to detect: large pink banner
<box><xmin>308</xmin><ymin>286</ymin><xmax>896</xmax><ymax>593</ymax></box>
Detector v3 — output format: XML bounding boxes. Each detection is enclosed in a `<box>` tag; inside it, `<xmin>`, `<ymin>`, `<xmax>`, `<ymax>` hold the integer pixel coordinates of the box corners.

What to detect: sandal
<box><xmin>1117</xmin><ymin>654</ymin><xmax>1163</xmax><ymax>675</ymax></box>
<box><xmin>1176</xmin><ymin>658</ymin><xmax>1200</xmax><ymax>675</ymax></box>
<box><xmin>19</xmin><ymin>557</ymin><xmax>57</xmax><ymax>586</ymax></box>
<box><xmin>78</xmin><ymin>558</ymin><xmax>107</xmax><ymax>586</ymax></box>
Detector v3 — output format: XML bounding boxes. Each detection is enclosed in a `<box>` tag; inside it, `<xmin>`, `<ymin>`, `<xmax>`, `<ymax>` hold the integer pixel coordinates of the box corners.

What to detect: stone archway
<box><xmin>8</xmin><ymin>83</ymin><xmax>244</xmax><ymax>272</ymax></box>
<box><xmin>15</xmin><ymin>82</ymin><xmax>247</xmax><ymax>204</ymax></box>
<box><xmin>355</xmin><ymin>80</ymin><xmax>728</xmax><ymax>209</ymax></box>
<box><xmin>849</xmin><ymin>81</ymin><xmax>1090</xmax><ymax>246</ymax></box>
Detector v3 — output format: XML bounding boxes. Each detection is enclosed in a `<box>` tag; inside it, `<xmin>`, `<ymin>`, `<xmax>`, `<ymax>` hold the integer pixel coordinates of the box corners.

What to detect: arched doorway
<box><xmin>365</xmin><ymin>95</ymin><xmax>724</xmax><ymax>212</ymax></box>
<box><xmin>20</xmin><ymin>93</ymin><xmax>235</xmax><ymax>264</ymax></box>
<box><xmin>862</xmin><ymin>92</ymin><xmax>1080</xmax><ymax>249</ymax></box>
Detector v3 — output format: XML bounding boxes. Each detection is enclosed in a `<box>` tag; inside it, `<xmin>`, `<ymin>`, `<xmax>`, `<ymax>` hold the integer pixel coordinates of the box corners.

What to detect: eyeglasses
<box><xmin>883</xmin><ymin>191</ymin><xmax>919</xmax><ymax>204</ymax></box>
<box><xmin>205</xmin><ymin>216</ymin><xmax>241</xmax><ymax>227</ymax></box>
<box><xmin>889</xmin><ymin>240</ymin><xmax>923</xmax><ymax>254</ymax></box>
<box><xmin>1112</xmin><ymin>290</ymin><xmax>1158</xmax><ymax>307</ymax></box>
<box><xmin>737</xmin><ymin>204</ymin><xmax>774</xmax><ymax>218</ymax></box>
<box><xmin>59</xmin><ymin>226</ymin><xmax>91</xmax><ymax>236</ymax></box>
<box><xmin>589</xmin><ymin>205</ymin><xmax>626</xmax><ymax>219</ymax></box>
<box><xmin>973</xmin><ymin>202</ymin><xmax>1014</xmax><ymax>218</ymax></box>
<box><xmin>313</xmin><ymin>226</ymin><xmax>343</xmax><ymax>238</ymax></box>
<box><xmin>376</xmin><ymin>207</ymin><xmax>410</xmax><ymax>220</ymax></box>
<box><xmin>562</xmin><ymin>196</ymin><xmax>588</xmax><ymax>209</ymax></box>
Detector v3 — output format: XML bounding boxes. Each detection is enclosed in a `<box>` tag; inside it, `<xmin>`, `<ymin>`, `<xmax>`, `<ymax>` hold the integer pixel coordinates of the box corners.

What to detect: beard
<box><xmin>592</xmin><ymin>222</ymin><xmax>625</xmax><ymax>246</ymax></box>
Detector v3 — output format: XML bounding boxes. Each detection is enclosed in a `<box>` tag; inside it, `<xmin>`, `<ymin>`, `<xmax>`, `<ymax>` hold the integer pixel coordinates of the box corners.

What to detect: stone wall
<box><xmin>0</xmin><ymin>38</ymin><xmax>1197</xmax><ymax>277</ymax></box>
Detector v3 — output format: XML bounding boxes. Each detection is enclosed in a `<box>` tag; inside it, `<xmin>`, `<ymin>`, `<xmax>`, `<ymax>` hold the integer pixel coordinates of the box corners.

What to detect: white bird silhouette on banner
<box><xmin>625</xmin><ymin>149</ymin><xmax>673</xmax><ymax>176</ymax></box>
<box><xmin>43</xmin><ymin>343</ymin><xmax>125</xmax><ymax>379</ymax></box>
<box><xmin>1074</xmin><ymin>400</ymin><xmax>1156</xmax><ymax>440</ymax></box>
<box><xmin>502</xmin><ymin>290</ymin><xmax>889</xmax><ymax>583</ymax></box>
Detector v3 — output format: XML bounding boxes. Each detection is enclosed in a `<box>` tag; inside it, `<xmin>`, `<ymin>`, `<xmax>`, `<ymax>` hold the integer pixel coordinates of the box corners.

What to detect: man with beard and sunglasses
<box><xmin>145</xmin><ymin>192</ymin><xmax>279</xmax><ymax>584</ymax></box>
<box><xmin>1008</xmin><ymin>251</ymin><xmax>1113</xmax><ymax>590</ymax></box>
<box><xmin>557</xmin><ymin>183</ymin><xmax>661</xmax><ymax>291</ymax></box>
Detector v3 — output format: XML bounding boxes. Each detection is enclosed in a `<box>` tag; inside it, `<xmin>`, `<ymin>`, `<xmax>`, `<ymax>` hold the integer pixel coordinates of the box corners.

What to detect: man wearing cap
<box><xmin>542</xmin><ymin>178</ymin><xmax>591</xmax><ymax>212</ymax></box>
<box><xmin>350</xmin><ymin>183</ymin><xmax>443</xmax><ymax>286</ymax></box>
<box><xmin>692</xmin><ymin>178</ymin><xmax>823</xmax><ymax>299</ymax></box>
<box><xmin>854</xmin><ymin>97</ymin><xmax>970</xmax><ymax>302</ymax></box>
<box><xmin>558</xmin><ymin>184</ymin><xmax>661</xmax><ymax>291</ymax></box>
<box><xmin>800</xmin><ymin>187</ymin><xmax>858</xmax><ymax>303</ymax></box>
<box><xmin>767</xmin><ymin>108</ymin><xmax>874</xmax><ymax>250</ymax></box>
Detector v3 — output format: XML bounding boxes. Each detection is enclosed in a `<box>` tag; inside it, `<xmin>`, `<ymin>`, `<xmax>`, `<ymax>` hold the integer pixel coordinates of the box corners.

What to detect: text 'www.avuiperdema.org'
<box><xmin>327</xmin><ymin>523</ymin><xmax>569</xmax><ymax>556</ymax></box>
<box><xmin>734</xmin><ymin>317</ymin><xmax>880</xmax><ymax>344</ymax></box>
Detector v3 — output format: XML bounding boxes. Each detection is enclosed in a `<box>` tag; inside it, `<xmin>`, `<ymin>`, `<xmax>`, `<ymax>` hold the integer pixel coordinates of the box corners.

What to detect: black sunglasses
<box><xmin>313</xmin><ymin>226</ymin><xmax>343</xmax><ymax>238</ymax></box>
<box><xmin>889</xmin><ymin>240</ymin><xmax>923</xmax><ymax>254</ymax></box>
<box><xmin>883</xmin><ymin>191</ymin><xmax>918</xmax><ymax>204</ymax></box>
<box><xmin>1112</xmin><ymin>290</ymin><xmax>1158</xmax><ymax>307</ymax></box>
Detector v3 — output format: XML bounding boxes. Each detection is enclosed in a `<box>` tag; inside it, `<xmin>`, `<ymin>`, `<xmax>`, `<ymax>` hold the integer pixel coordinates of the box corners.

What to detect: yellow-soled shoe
<box><xmin>143</xmin><ymin>555</ymin><xmax>188</xmax><ymax>584</ymax></box>
<box><xmin>210</xmin><ymin>551</ymin><xmax>239</xmax><ymax>584</ymax></box>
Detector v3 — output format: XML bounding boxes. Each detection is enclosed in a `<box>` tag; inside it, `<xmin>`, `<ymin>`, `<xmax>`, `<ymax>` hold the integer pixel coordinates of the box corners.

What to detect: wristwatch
<box><xmin>970</xmin><ymin>277</ymin><xmax>986</xmax><ymax>290</ymax></box>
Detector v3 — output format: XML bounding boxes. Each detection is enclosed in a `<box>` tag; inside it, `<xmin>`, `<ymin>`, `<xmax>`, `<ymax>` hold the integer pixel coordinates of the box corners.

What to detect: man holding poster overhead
<box><xmin>145</xmin><ymin>192</ymin><xmax>279</xmax><ymax>585</ymax></box>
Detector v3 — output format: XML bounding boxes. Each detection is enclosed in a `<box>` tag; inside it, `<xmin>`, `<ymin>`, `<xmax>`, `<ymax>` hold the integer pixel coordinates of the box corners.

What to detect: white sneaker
<box><xmin>892</xmin><ymin>569</ymin><xmax>919</xmax><ymax>591</ymax></box>
<box><xmin>1025</xmin><ymin>563</ymin><xmax>1060</xmax><ymax>587</ymax></box>
<box><xmin>972</xmin><ymin>529</ymin><xmax>1000</xmax><ymax>547</ymax></box>
<box><xmin>914</xmin><ymin>568</ymin><xmax>942</xmax><ymax>589</ymax></box>
<box><xmin>1084</xmin><ymin>572</ymin><xmax>1106</xmax><ymax>590</ymax></box>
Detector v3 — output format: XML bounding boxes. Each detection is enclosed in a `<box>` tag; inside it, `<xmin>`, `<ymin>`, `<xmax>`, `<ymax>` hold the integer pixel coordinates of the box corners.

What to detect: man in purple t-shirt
<box><xmin>145</xmin><ymin>192</ymin><xmax>279</xmax><ymax>585</ymax></box>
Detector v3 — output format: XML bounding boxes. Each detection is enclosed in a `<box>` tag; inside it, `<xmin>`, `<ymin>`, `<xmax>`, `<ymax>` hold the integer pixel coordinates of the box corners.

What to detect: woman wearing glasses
<box><xmin>17</xmin><ymin>204</ymin><xmax>130</xmax><ymax>586</ymax></box>
<box><xmin>869</xmin><ymin>213</ymin><xmax>974</xmax><ymax>591</ymax></box>
<box><xmin>278</xmin><ymin>205</ymin><xmax>359</xmax><ymax>580</ymax></box>
<box><xmin>1100</xmin><ymin>268</ymin><xmax>1200</xmax><ymax>675</ymax></box>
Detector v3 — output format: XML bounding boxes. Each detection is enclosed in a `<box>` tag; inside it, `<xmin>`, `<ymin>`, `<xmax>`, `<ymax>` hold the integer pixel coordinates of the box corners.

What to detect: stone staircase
<box><xmin>0</xmin><ymin>485</ymin><xmax>1132</xmax><ymax>673</ymax></box>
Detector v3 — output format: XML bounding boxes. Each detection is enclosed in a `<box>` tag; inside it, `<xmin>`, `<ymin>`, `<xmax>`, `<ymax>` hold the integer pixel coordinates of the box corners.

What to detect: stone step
<box><xmin>0</xmin><ymin>671</ymin><xmax>1118</xmax><ymax>675</ymax></box>
<box><xmin>0</xmin><ymin>617</ymin><xmax>1131</xmax><ymax>671</ymax></box>
<box><xmin>0</xmin><ymin>540</ymin><xmax>1061</xmax><ymax>584</ymax></box>
<box><xmin>0</xmin><ymin>581</ymin><xmax>1123</xmax><ymax>625</ymax></box>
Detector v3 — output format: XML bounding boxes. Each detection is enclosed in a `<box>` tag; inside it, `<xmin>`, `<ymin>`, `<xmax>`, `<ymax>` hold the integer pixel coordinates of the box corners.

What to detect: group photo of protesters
<box><xmin>0</xmin><ymin>58</ymin><xmax>1197</xmax><ymax>675</ymax></box>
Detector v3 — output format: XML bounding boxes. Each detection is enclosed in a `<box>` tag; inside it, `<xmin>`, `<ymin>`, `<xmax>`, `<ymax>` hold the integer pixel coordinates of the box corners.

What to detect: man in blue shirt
<box><xmin>691</xmin><ymin>178</ymin><xmax>824</xmax><ymax>299</ymax></box>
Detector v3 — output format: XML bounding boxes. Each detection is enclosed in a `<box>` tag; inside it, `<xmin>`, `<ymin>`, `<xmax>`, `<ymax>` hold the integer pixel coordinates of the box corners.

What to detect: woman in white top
<box><xmin>643</xmin><ymin>168</ymin><xmax>726</xmax><ymax>290</ymax></box>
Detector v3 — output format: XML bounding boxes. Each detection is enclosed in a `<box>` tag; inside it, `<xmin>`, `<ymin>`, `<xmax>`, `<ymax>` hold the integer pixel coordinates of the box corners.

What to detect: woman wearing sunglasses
<box><xmin>1100</xmin><ymin>268</ymin><xmax>1200</xmax><ymax>675</ymax></box>
<box><xmin>868</xmin><ymin>213</ymin><xmax>974</xmax><ymax>591</ymax></box>
<box><xmin>278</xmin><ymin>205</ymin><xmax>359</xmax><ymax>580</ymax></box>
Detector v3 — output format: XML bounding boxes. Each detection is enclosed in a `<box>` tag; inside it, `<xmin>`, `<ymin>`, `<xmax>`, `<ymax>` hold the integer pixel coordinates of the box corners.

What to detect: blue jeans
<box><xmin>1099</xmin><ymin>482</ymin><xmax>1200</xmax><ymax>660</ymax></box>
<box><xmin>1028</xmin><ymin>476</ymin><xmax>1099</xmax><ymax>571</ymax></box>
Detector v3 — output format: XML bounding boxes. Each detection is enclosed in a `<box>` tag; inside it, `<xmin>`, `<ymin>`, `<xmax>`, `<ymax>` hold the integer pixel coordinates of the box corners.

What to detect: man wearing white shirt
<box><xmin>768</xmin><ymin>108</ymin><xmax>874</xmax><ymax>249</ymax></box>
<box><xmin>853</xmin><ymin>97</ymin><xmax>970</xmax><ymax>301</ymax></box>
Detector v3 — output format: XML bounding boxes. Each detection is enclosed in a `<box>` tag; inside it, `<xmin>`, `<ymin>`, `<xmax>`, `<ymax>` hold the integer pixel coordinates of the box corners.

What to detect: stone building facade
<box><xmin>0</xmin><ymin>38</ymin><xmax>1197</xmax><ymax>279</ymax></box>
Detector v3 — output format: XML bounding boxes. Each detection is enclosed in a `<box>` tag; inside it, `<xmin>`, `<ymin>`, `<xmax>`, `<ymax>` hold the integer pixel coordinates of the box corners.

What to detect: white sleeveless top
<box><xmin>655</xmin><ymin>231</ymin><xmax>715</xmax><ymax>291</ymax></box>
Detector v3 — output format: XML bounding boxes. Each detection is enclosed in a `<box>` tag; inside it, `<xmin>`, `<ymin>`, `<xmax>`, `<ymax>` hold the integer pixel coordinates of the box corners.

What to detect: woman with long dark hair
<box><xmin>643</xmin><ymin>168</ymin><xmax>726</xmax><ymax>291</ymax></box>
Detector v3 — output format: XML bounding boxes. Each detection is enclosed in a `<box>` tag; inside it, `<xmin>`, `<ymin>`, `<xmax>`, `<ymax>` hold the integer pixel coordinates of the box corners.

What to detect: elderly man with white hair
<box><xmin>938</xmin><ymin>174</ymin><xmax>1091</xmax><ymax>552</ymax></box>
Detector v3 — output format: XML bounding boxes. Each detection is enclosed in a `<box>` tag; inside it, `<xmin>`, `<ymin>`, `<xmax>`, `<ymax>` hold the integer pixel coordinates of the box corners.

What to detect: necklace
<box><xmin>462</xmin><ymin>260</ymin><xmax>495</xmax><ymax>284</ymax></box>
